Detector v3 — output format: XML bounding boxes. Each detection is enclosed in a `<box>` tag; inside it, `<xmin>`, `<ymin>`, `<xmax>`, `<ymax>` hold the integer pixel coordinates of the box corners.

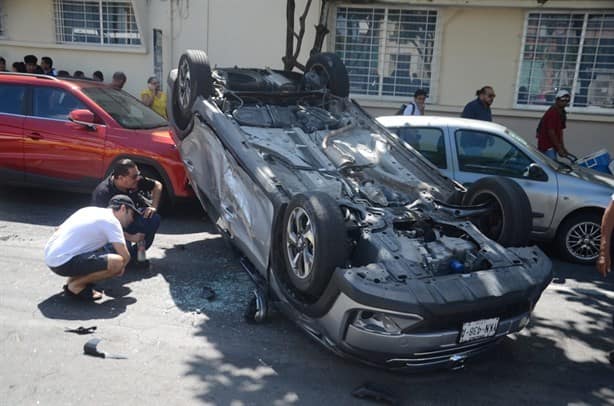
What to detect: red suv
<box><xmin>0</xmin><ymin>72</ymin><xmax>192</xmax><ymax>204</ymax></box>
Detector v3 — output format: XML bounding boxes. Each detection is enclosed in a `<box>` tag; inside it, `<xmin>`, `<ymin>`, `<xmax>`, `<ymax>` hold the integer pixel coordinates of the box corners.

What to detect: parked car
<box><xmin>0</xmin><ymin>72</ymin><xmax>192</xmax><ymax>205</ymax></box>
<box><xmin>377</xmin><ymin>115</ymin><xmax>614</xmax><ymax>265</ymax></box>
<box><xmin>167</xmin><ymin>50</ymin><xmax>552</xmax><ymax>371</ymax></box>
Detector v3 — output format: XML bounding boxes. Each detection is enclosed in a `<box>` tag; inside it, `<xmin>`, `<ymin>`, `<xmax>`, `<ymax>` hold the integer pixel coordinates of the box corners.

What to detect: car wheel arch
<box><xmin>104</xmin><ymin>155</ymin><xmax>176</xmax><ymax>202</ymax></box>
<box><xmin>555</xmin><ymin>207</ymin><xmax>604</xmax><ymax>264</ymax></box>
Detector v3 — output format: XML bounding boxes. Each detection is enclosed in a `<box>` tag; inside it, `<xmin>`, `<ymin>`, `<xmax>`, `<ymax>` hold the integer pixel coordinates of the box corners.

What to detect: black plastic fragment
<box><xmin>65</xmin><ymin>326</ymin><xmax>97</xmax><ymax>335</ymax></box>
<box><xmin>201</xmin><ymin>286</ymin><xmax>216</xmax><ymax>301</ymax></box>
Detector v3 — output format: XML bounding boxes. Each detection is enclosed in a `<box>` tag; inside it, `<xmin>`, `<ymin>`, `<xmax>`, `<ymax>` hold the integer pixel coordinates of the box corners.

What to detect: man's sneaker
<box><xmin>609</xmin><ymin>350</ymin><xmax>614</xmax><ymax>366</ymax></box>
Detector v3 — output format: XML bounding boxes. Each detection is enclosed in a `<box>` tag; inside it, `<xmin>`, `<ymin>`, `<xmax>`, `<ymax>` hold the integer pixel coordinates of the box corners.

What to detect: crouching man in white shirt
<box><xmin>44</xmin><ymin>195</ymin><xmax>140</xmax><ymax>301</ymax></box>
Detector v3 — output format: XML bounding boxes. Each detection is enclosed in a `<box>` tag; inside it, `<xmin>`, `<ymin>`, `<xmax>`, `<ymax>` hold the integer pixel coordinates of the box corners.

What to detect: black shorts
<box><xmin>49</xmin><ymin>251</ymin><xmax>109</xmax><ymax>277</ymax></box>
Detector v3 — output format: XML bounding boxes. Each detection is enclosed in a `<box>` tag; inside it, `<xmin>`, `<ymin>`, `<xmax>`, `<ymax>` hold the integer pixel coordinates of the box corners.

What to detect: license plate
<box><xmin>459</xmin><ymin>318</ymin><xmax>499</xmax><ymax>343</ymax></box>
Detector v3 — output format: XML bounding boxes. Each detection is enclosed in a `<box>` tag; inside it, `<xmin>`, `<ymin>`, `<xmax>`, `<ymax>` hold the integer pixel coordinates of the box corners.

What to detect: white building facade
<box><xmin>1</xmin><ymin>0</ymin><xmax>612</xmax><ymax>156</ymax></box>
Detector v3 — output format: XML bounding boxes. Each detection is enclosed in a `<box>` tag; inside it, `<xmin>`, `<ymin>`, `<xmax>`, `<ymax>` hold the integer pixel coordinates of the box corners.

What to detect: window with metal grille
<box><xmin>517</xmin><ymin>12</ymin><xmax>614</xmax><ymax>110</ymax></box>
<box><xmin>334</xmin><ymin>6</ymin><xmax>438</xmax><ymax>100</ymax></box>
<box><xmin>53</xmin><ymin>0</ymin><xmax>141</xmax><ymax>46</ymax></box>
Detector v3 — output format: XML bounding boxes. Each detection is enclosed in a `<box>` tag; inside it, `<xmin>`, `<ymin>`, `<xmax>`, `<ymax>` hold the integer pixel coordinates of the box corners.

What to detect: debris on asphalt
<box><xmin>64</xmin><ymin>326</ymin><xmax>97</xmax><ymax>335</ymax></box>
<box><xmin>352</xmin><ymin>382</ymin><xmax>399</xmax><ymax>405</ymax></box>
<box><xmin>83</xmin><ymin>338</ymin><xmax>127</xmax><ymax>360</ymax></box>
<box><xmin>201</xmin><ymin>286</ymin><xmax>216</xmax><ymax>301</ymax></box>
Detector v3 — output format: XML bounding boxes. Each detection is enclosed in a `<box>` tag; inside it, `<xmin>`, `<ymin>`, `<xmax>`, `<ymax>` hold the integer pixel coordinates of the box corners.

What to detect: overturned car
<box><xmin>167</xmin><ymin>50</ymin><xmax>552</xmax><ymax>371</ymax></box>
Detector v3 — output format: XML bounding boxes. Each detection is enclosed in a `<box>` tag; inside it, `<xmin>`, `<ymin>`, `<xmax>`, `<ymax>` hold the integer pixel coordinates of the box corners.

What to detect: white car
<box><xmin>377</xmin><ymin>115</ymin><xmax>614</xmax><ymax>264</ymax></box>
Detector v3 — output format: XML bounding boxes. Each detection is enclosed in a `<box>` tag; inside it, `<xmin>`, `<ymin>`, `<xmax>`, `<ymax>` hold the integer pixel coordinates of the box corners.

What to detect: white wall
<box><xmin>438</xmin><ymin>7</ymin><xmax>524</xmax><ymax>108</ymax></box>
<box><xmin>168</xmin><ymin>0</ymin><xmax>319</xmax><ymax>71</ymax></box>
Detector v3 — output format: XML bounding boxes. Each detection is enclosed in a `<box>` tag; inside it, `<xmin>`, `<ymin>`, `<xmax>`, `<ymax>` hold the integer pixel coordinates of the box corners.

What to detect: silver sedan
<box><xmin>377</xmin><ymin>115</ymin><xmax>614</xmax><ymax>264</ymax></box>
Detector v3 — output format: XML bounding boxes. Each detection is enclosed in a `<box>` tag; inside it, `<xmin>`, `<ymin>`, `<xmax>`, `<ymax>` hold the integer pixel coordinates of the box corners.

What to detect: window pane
<box><xmin>334</xmin><ymin>6</ymin><xmax>437</xmax><ymax>98</ymax></box>
<box><xmin>518</xmin><ymin>12</ymin><xmax>614</xmax><ymax>110</ymax></box>
<box><xmin>389</xmin><ymin>126</ymin><xmax>446</xmax><ymax>168</ymax></box>
<box><xmin>0</xmin><ymin>85</ymin><xmax>26</xmax><ymax>115</ymax></box>
<box><xmin>578</xmin><ymin>14</ymin><xmax>614</xmax><ymax>107</ymax></box>
<box><xmin>82</xmin><ymin>87</ymin><xmax>167</xmax><ymax>129</ymax></box>
<box><xmin>456</xmin><ymin>130</ymin><xmax>532</xmax><ymax>178</ymax></box>
<box><xmin>33</xmin><ymin>87</ymin><xmax>85</xmax><ymax>120</ymax></box>
<box><xmin>54</xmin><ymin>0</ymin><xmax>141</xmax><ymax>46</ymax></box>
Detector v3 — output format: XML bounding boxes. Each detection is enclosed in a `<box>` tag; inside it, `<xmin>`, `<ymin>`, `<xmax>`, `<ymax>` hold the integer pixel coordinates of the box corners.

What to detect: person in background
<box><xmin>140</xmin><ymin>76</ymin><xmax>167</xmax><ymax>118</ymax></box>
<box><xmin>24</xmin><ymin>54</ymin><xmax>44</xmax><ymax>74</ymax></box>
<box><xmin>536</xmin><ymin>89</ymin><xmax>571</xmax><ymax>159</ymax></box>
<box><xmin>41</xmin><ymin>56</ymin><xmax>56</xmax><ymax>77</ymax></box>
<box><xmin>403</xmin><ymin>88</ymin><xmax>427</xmax><ymax>116</ymax></box>
<box><xmin>596</xmin><ymin>196</ymin><xmax>614</xmax><ymax>365</ymax></box>
<box><xmin>461</xmin><ymin>85</ymin><xmax>495</xmax><ymax>122</ymax></box>
<box><xmin>57</xmin><ymin>70</ymin><xmax>70</xmax><ymax>77</ymax></box>
<box><xmin>12</xmin><ymin>62</ymin><xmax>26</xmax><ymax>73</ymax></box>
<box><xmin>0</xmin><ymin>57</ymin><xmax>6</xmax><ymax>72</ymax></box>
<box><xmin>111</xmin><ymin>71</ymin><xmax>127</xmax><ymax>90</ymax></box>
<box><xmin>73</xmin><ymin>70</ymin><xmax>85</xmax><ymax>79</ymax></box>
<box><xmin>93</xmin><ymin>71</ymin><xmax>104</xmax><ymax>82</ymax></box>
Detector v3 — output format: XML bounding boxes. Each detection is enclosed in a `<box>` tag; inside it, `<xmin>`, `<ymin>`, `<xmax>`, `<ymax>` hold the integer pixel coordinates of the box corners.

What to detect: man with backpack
<box><xmin>401</xmin><ymin>88</ymin><xmax>427</xmax><ymax>116</ymax></box>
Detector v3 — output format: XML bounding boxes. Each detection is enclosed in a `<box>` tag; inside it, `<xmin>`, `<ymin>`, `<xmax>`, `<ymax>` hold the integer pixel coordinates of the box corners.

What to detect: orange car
<box><xmin>0</xmin><ymin>72</ymin><xmax>192</xmax><ymax>205</ymax></box>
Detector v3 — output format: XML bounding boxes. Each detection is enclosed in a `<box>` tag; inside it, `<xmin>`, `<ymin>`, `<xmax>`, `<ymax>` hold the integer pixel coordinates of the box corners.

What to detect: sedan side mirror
<box><xmin>525</xmin><ymin>163</ymin><xmax>548</xmax><ymax>181</ymax></box>
<box><xmin>69</xmin><ymin>109</ymin><xmax>97</xmax><ymax>130</ymax></box>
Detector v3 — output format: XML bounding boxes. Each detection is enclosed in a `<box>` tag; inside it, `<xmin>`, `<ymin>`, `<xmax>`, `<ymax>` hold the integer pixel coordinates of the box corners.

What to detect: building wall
<box><xmin>0</xmin><ymin>0</ymin><xmax>172</xmax><ymax>96</ymax></box>
<box><xmin>203</xmin><ymin>0</ymin><xmax>318</xmax><ymax>69</ymax></box>
<box><xmin>0</xmin><ymin>0</ymin><xmax>611</xmax><ymax>158</ymax></box>
<box><xmin>345</xmin><ymin>3</ymin><xmax>614</xmax><ymax>158</ymax></box>
<box><xmin>0</xmin><ymin>0</ymin><xmax>319</xmax><ymax>96</ymax></box>
<box><xmin>438</xmin><ymin>7</ymin><xmax>524</xmax><ymax>108</ymax></box>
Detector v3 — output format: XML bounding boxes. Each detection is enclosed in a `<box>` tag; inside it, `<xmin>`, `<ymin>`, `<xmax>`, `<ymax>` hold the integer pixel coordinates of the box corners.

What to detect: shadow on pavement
<box><xmin>37</xmin><ymin>292</ymin><xmax>137</xmax><ymax>320</ymax></box>
<box><xmin>173</xmin><ymin>244</ymin><xmax>614</xmax><ymax>404</ymax></box>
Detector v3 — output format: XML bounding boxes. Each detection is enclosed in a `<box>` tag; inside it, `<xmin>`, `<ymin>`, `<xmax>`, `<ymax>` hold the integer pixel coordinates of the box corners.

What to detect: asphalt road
<box><xmin>0</xmin><ymin>186</ymin><xmax>612</xmax><ymax>406</ymax></box>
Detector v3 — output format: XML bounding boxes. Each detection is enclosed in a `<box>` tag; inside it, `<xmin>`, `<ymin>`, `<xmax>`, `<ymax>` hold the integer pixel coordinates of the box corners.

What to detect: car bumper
<box><xmin>318</xmin><ymin>291</ymin><xmax>530</xmax><ymax>371</ymax></box>
<box><xmin>277</xmin><ymin>247</ymin><xmax>551</xmax><ymax>371</ymax></box>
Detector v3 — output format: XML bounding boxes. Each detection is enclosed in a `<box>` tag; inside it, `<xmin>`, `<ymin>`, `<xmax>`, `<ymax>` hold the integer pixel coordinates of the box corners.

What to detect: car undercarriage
<box><xmin>167</xmin><ymin>50</ymin><xmax>552</xmax><ymax>370</ymax></box>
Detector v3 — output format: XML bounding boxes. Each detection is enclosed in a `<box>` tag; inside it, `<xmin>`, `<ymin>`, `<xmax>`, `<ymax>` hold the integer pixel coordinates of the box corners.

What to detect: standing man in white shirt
<box><xmin>403</xmin><ymin>88</ymin><xmax>427</xmax><ymax>116</ymax></box>
<box><xmin>44</xmin><ymin>195</ymin><xmax>140</xmax><ymax>301</ymax></box>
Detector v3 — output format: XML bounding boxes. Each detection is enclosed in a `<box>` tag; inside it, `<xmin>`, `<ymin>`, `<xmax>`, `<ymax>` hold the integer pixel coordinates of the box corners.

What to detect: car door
<box><xmin>386</xmin><ymin>125</ymin><xmax>453</xmax><ymax>179</ymax></box>
<box><xmin>178</xmin><ymin>121</ymin><xmax>274</xmax><ymax>273</ymax></box>
<box><xmin>23</xmin><ymin>86</ymin><xmax>105</xmax><ymax>191</ymax></box>
<box><xmin>451</xmin><ymin>128</ymin><xmax>558</xmax><ymax>230</ymax></box>
<box><xmin>0</xmin><ymin>83</ymin><xmax>27</xmax><ymax>184</ymax></box>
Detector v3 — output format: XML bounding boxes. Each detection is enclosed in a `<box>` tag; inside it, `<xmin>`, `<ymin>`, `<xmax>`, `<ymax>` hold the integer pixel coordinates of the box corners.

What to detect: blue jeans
<box><xmin>125</xmin><ymin>213</ymin><xmax>161</xmax><ymax>257</ymax></box>
<box><xmin>543</xmin><ymin>148</ymin><xmax>557</xmax><ymax>159</ymax></box>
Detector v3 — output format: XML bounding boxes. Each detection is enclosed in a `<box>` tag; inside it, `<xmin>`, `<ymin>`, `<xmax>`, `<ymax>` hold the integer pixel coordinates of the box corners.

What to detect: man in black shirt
<box><xmin>92</xmin><ymin>159</ymin><xmax>162</xmax><ymax>264</ymax></box>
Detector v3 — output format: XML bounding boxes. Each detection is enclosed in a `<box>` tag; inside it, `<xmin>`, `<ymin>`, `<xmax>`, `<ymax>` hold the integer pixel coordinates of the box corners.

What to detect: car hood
<box><xmin>561</xmin><ymin>164</ymin><xmax>614</xmax><ymax>189</ymax></box>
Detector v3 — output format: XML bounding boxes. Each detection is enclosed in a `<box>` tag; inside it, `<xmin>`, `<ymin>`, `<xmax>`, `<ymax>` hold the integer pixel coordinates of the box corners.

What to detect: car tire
<box><xmin>304</xmin><ymin>52</ymin><xmax>350</xmax><ymax>97</ymax></box>
<box><xmin>281</xmin><ymin>192</ymin><xmax>347</xmax><ymax>298</ymax></box>
<box><xmin>462</xmin><ymin>176</ymin><xmax>531</xmax><ymax>247</ymax></box>
<box><xmin>172</xmin><ymin>50</ymin><xmax>213</xmax><ymax>134</ymax></box>
<box><xmin>555</xmin><ymin>211</ymin><xmax>602</xmax><ymax>264</ymax></box>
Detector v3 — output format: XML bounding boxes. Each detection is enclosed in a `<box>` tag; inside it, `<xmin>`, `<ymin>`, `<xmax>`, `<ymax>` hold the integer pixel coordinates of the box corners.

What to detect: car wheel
<box><xmin>462</xmin><ymin>176</ymin><xmax>531</xmax><ymax>247</ymax></box>
<box><xmin>172</xmin><ymin>50</ymin><xmax>213</xmax><ymax>133</ymax></box>
<box><xmin>304</xmin><ymin>52</ymin><xmax>350</xmax><ymax>97</ymax></box>
<box><xmin>282</xmin><ymin>192</ymin><xmax>347</xmax><ymax>298</ymax></box>
<box><xmin>556</xmin><ymin>211</ymin><xmax>602</xmax><ymax>264</ymax></box>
